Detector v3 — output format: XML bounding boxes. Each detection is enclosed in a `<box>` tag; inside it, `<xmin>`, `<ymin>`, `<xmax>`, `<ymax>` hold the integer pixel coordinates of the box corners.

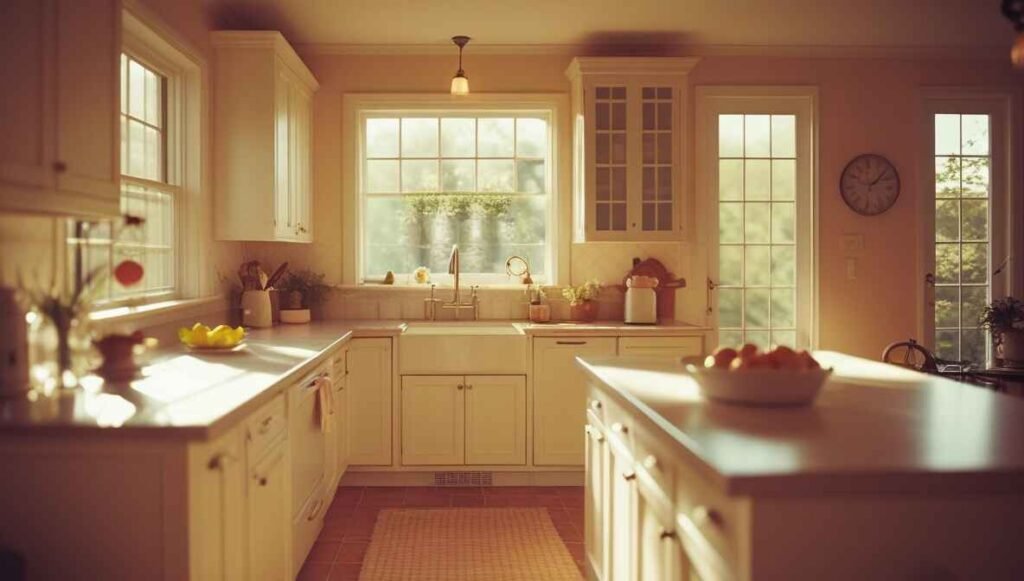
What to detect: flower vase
<box><xmin>569</xmin><ymin>300</ymin><xmax>598</xmax><ymax>322</ymax></box>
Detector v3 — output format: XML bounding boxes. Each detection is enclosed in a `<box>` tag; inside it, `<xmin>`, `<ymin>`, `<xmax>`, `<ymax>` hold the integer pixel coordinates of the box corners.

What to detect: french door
<box><xmin>922</xmin><ymin>94</ymin><xmax>1012</xmax><ymax>365</ymax></box>
<box><xmin>697</xmin><ymin>88</ymin><xmax>817</xmax><ymax>350</ymax></box>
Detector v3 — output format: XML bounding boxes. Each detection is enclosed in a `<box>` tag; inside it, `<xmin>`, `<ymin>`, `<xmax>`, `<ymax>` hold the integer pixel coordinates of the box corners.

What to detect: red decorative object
<box><xmin>620</xmin><ymin>258</ymin><xmax>686</xmax><ymax>320</ymax></box>
<box><xmin>570</xmin><ymin>300</ymin><xmax>599</xmax><ymax>322</ymax></box>
<box><xmin>114</xmin><ymin>260</ymin><xmax>144</xmax><ymax>287</ymax></box>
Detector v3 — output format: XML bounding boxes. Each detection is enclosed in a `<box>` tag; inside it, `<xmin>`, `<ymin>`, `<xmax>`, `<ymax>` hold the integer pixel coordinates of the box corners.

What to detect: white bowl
<box><xmin>685</xmin><ymin>364</ymin><xmax>832</xmax><ymax>407</ymax></box>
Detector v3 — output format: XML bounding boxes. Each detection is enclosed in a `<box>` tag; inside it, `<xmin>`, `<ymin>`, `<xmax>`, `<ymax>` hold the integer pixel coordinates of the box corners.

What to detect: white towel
<box><xmin>315</xmin><ymin>375</ymin><xmax>334</xmax><ymax>433</ymax></box>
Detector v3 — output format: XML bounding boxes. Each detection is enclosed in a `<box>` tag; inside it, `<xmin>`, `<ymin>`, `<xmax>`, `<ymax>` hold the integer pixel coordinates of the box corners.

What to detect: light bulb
<box><xmin>450</xmin><ymin>73</ymin><xmax>469</xmax><ymax>95</ymax></box>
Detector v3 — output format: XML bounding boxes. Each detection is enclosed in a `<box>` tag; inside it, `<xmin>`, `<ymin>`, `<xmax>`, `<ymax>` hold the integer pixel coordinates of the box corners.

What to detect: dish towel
<box><xmin>315</xmin><ymin>375</ymin><xmax>334</xmax><ymax>433</ymax></box>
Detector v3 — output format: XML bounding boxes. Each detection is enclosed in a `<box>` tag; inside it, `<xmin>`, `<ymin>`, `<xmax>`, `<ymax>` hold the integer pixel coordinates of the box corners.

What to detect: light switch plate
<box><xmin>841</xmin><ymin>234</ymin><xmax>864</xmax><ymax>256</ymax></box>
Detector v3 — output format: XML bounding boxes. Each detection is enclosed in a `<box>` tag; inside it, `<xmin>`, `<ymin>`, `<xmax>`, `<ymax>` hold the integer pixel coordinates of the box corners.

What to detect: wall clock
<box><xmin>839</xmin><ymin>154</ymin><xmax>900</xmax><ymax>216</ymax></box>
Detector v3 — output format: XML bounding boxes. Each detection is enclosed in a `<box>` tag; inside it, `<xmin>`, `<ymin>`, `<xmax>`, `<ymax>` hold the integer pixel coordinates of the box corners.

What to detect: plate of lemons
<box><xmin>178</xmin><ymin>323</ymin><xmax>247</xmax><ymax>351</ymax></box>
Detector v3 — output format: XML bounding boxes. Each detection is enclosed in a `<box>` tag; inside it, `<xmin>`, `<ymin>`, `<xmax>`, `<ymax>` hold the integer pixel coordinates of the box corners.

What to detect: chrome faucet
<box><xmin>424</xmin><ymin>244</ymin><xmax>480</xmax><ymax>320</ymax></box>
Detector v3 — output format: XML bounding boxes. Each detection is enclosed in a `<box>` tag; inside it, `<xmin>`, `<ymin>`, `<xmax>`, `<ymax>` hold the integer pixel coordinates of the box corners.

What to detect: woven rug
<box><xmin>359</xmin><ymin>508</ymin><xmax>583</xmax><ymax>581</ymax></box>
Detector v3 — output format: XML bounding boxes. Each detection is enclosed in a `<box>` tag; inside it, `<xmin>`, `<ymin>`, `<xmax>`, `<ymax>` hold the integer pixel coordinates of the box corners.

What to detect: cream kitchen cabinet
<box><xmin>400</xmin><ymin>375</ymin><xmax>526</xmax><ymax>466</ymax></box>
<box><xmin>566</xmin><ymin>57</ymin><xmax>698</xmax><ymax>241</ymax></box>
<box><xmin>618</xmin><ymin>335</ymin><xmax>704</xmax><ymax>358</ymax></box>
<box><xmin>212</xmin><ymin>31</ymin><xmax>318</xmax><ymax>242</ymax></box>
<box><xmin>348</xmin><ymin>338</ymin><xmax>393</xmax><ymax>466</ymax></box>
<box><xmin>0</xmin><ymin>0</ymin><xmax>120</xmax><ymax>217</ymax></box>
<box><xmin>533</xmin><ymin>337</ymin><xmax>617</xmax><ymax>465</ymax></box>
<box><xmin>246</xmin><ymin>436</ymin><xmax>290</xmax><ymax>581</ymax></box>
<box><xmin>328</xmin><ymin>345</ymin><xmax>350</xmax><ymax>489</ymax></box>
<box><xmin>189</xmin><ymin>425</ymin><xmax>247</xmax><ymax>581</ymax></box>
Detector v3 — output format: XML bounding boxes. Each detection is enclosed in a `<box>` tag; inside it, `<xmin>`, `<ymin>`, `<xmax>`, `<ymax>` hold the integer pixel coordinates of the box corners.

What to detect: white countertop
<box><xmin>578</xmin><ymin>352</ymin><xmax>1024</xmax><ymax>495</ymax></box>
<box><xmin>0</xmin><ymin>322</ymin><xmax>405</xmax><ymax>440</ymax></box>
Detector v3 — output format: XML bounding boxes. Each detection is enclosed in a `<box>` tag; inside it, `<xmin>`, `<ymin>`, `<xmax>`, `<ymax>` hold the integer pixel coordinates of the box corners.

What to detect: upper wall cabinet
<box><xmin>212</xmin><ymin>31</ymin><xmax>318</xmax><ymax>243</ymax></box>
<box><xmin>0</xmin><ymin>0</ymin><xmax>121</xmax><ymax>218</ymax></box>
<box><xmin>566</xmin><ymin>57</ymin><xmax>699</xmax><ymax>241</ymax></box>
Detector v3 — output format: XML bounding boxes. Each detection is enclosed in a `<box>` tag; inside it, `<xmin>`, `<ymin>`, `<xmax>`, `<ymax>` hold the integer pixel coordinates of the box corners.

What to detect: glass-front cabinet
<box><xmin>567</xmin><ymin>57</ymin><xmax>699</xmax><ymax>241</ymax></box>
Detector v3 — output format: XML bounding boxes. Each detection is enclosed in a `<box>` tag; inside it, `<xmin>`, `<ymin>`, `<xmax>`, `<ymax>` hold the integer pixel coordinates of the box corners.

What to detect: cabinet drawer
<box><xmin>291</xmin><ymin>479</ymin><xmax>327</xmax><ymax>575</ymax></box>
<box><xmin>245</xmin><ymin>394</ymin><xmax>286</xmax><ymax>463</ymax></box>
<box><xmin>673</xmin><ymin>458</ymin><xmax>743</xmax><ymax>579</ymax></box>
<box><xmin>618</xmin><ymin>336</ymin><xmax>703</xmax><ymax>357</ymax></box>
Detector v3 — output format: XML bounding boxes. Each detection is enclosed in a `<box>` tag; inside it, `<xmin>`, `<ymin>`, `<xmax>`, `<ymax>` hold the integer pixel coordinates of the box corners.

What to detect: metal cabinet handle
<box><xmin>556</xmin><ymin>340</ymin><xmax>587</xmax><ymax>345</ymax></box>
<box><xmin>465</xmin><ymin>384</ymin><xmax>473</xmax><ymax>390</ymax></box>
<box><xmin>457</xmin><ymin>384</ymin><xmax>464</xmax><ymax>390</ymax></box>
<box><xmin>622</xmin><ymin>470</ymin><xmax>637</xmax><ymax>481</ymax></box>
<box><xmin>208</xmin><ymin>452</ymin><xmax>237</xmax><ymax>471</ymax></box>
<box><xmin>589</xmin><ymin>399</ymin><xmax>603</xmax><ymax>411</ymax></box>
<box><xmin>611</xmin><ymin>422</ymin><xmax>628</xmax><ymax>434</ymax></box>
<box><xmin>692</xmin><ymin>505</ymin><xmax>723</xmax><ymax>528</ymax></box>
<box><xmin>660</xmin><ymin>529</ymin><xmax>676</xmax><ymax>540</ymax></box>
<box><xmin>257</xmin><ymin>416</ymin><xmax>274</xmax><ymax>435</ymax></box>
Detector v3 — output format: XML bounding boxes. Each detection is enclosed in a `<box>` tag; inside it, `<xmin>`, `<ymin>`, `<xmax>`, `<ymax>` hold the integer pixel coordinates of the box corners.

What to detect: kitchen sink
<box><xmin>399</xmin><ymin>322</ymin><xmax>527</xmax><ymax>374</ymax></box>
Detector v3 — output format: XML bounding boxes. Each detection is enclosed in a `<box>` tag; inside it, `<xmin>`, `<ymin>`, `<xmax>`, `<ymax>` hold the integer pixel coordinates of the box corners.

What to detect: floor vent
<box><xmin>433</xmin><ymin>471</ymin><xmax>493</xmax><ymax>487</ymax></box>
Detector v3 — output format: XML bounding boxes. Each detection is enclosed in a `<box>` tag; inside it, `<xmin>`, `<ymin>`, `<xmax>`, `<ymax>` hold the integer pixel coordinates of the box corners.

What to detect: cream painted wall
<box><xmin>241</xmin><ymin>50</ymin><xmax>1022</xmax><ymax>358</ymax></box>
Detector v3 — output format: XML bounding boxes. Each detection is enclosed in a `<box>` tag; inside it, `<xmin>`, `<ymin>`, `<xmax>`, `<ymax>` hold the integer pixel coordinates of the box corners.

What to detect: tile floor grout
<box><xmin>297</xmin><ymin>486</ymin><xmax>585</xmax><ymax>581</ymax></box>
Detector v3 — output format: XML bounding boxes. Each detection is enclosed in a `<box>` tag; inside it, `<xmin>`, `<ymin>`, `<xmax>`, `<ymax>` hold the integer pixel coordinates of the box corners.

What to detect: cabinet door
<box><xmin>189</xmin><ymin>427</ymin><xmax>246</xmax><ymax>581</ymax></box>
<box><xmin>247</xmin><ymin>440</ymin><xmax>290</xmax><ymax>581</ymax></box>
<box><xmin>292</xmin><ymin>86</ymin><xmax>312</xmax><ymax>241</ymax></box>
<box><xmin>54</xmin><ymin>0</ymin><xmax>119</xmax><ymax>204</ymax></box>
<box><xmin>636</xmin><ymin>83</ymin><xmax>678</xmax><ymax>236</ymax></box>
<box><xmin>401</xmin><ymin>376</ymin><xmax>465</xmax><ymax>465</ymax></box>
<box><xmin>465</xmin><ymin>375</ymin><xmax>526</xmax><ymax>465</ymax></box>
<box><xmin>587</xmin><ymin>82</ymin><xmax>630</xmax><ymax>239</ymax></box>
<box><xmin>331</xmin><ymin>347</ymin><xmax>349</xmax><ymax>484</ymax></box>
<box><xmin>290</xmin><ymin>371</ymin><xmax>326</xmax><ymax>517</ymax></box>
<box><xmin>606</xmin><ymin>437</ymin><xmax>637</xmax><ymax>581</ymax></box>
<box><xmin>534</xmin><ymin>337</ymin><xmax>617</xmax><ymax>465</ymax></box>
<box><xmin>636</xmin><ymin>468</ymin><xmax>685</xmax><ymax>581</ymax></box>
<box><xmin>584</xmin><ymin>416</ymin><xmax>609</xmax><ymax>579</ymax></box>
<box><xmin>347</xmin><ymin>338</ymin><xmax>393</xmax><ymax>465</ymax></box>
<box><xmin>273</xmin><ymin>67</ymin><xmax>294</xmax><ymax>239</ymax></box>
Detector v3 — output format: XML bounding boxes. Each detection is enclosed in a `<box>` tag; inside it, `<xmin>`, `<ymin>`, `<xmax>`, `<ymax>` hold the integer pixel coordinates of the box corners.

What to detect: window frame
<box><xmin>343</xmin><ymin>93</ymin><xmax>570</xmax><ymax>287</ymax></box>
<box><xmin>919</xmin><ymin>90</ymin><xmax>1020</xmax><ymax>364</ymax></box>
<box><xmin>696</xmin><ymin>86</ymin><xmax>820</xmax><ymax>349</ymax></box>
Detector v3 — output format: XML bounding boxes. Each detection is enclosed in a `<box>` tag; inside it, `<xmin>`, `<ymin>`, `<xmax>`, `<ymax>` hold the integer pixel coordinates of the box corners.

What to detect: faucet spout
<box><xmin>448</xmin><ymin>245</ymin><xmax>460</xmax><ymax>306</ymax></box>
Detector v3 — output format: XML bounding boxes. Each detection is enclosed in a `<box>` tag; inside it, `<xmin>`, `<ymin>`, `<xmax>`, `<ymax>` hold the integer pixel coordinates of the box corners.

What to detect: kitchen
<box><xmin>2</xmin><ymin>1</ymin><xmax>1024</xmax><ymax>580</ymax></box>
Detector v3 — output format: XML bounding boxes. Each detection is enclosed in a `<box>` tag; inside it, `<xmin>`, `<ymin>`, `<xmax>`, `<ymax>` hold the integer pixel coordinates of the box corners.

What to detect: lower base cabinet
<box><xmin>401</xmin><ymin>375</ymin><xmax>526</xmax><ymax>466</ymax></box>
<box><xmin>247</xmin><ymin>438</ymin><xmax>291</xmax><ymax>581</ymax></box>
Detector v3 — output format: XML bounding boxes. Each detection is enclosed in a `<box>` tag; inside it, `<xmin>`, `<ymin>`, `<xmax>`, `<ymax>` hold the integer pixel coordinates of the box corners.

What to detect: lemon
<box><xmin>177</xmin><ymin>327</ymin><xmax>192</xmax><ymax>344</ymax></box>
<box><xmin>190</xmin><ymin>323</ymin><xmax>210</xmax><ymax>347</ymax></box>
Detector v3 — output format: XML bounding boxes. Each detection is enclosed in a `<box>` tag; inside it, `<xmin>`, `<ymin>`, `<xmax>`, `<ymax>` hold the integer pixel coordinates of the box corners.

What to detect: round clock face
<box><xmin>840</xmin><ymin>154</ymin><xmax>900</xmax><ymax>216</ymax></box>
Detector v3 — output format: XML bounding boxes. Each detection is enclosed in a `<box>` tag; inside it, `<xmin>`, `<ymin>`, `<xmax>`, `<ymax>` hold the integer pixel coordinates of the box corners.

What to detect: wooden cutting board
<box><xmin>621</xmin><ymin>258</ymin><xmax>686</xmax><ymax>320</ymax></box>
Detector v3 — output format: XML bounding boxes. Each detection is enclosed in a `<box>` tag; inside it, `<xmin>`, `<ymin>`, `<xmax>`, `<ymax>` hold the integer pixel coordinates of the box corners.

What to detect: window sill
<box><xmin>89</xmin><ymin>296</ymin><xmax>227</xmax><ymax>328</ymax></box>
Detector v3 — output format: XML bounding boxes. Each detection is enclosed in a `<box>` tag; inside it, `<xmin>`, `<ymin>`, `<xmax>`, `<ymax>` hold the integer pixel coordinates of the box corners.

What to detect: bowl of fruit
<box><xmin>685</xmin><ymin>344</ymin><xmax>830</xmax><ymax>406</ymax></box>
<box><xmin>178</xmin><ymin>323</ymin><xmax>247</xmax><ymax>351</ymax></box>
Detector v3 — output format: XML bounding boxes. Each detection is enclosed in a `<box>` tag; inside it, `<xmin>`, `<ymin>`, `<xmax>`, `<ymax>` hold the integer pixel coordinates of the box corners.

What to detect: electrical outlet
<box><xmin>841</xmin><ymin>234</ymin><xmax>864</xmax><ymax>256</ymax></box>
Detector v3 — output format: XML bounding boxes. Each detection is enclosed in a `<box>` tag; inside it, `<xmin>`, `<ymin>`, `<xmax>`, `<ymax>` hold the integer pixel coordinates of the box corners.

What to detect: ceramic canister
<box><xmin>0</xmin><ymin>287</ymin><xmax>29</xmax><ymax>396</ymax></box>
<box><xmin>240</xmin><ymin>290</ymin><xmax>273</xmax><ymax>328</ymax></box>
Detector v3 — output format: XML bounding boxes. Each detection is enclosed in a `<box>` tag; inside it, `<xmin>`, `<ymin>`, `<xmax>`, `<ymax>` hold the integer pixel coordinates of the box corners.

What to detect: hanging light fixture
<box><xmin>450</xmin><ymin>36</ymin><xmax>471</xmax><ymax>95</ymax></box>
<box><xmin>1001</xmin><ymin>0</ymin><xmax>1024</xmax><ymax>67</ymax></box>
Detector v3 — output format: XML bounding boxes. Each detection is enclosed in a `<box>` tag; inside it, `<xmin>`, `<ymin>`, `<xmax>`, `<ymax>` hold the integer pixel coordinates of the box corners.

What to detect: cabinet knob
<box><xmin>622</xmin><ymin>470</ymin><xmax>637</xmax><ymax>481</ymax></box>
<box><xmin>659</xmin><ymin>529</ymin><xmax>676</xmax><ymax>540</ymax></box>
<box><xmin>259</xmin><ymin>477</ymin><xmax>268</xmax><ymax>487</ymax></box>
<box><xmin>53</xmin><ymin>161</ymin><xmax>67</xmax><ymax>173</ymax></box>
<box><xmin>692</xmin><ymin>505</ymin><xmax>723</xmax><ymax>528</ymax></box>
<box><xmin>457</xmin><ymin>384</ymin><xmax>464</xmax><ymax>390</ymax></box>
<box><xmin>589</xmin><ymin>399</ymin><xmax>603</xmax><ymax>411</ymax></box>
<box><xmin>465</xmin><ymin>384</ymin><xmax>473</xmax><ymax>390</ymax></box>
<box><xmin>642</xmin><ymin>455</ymin><xmax>658</xmax><ymax>470</ymax></box>
<box><xmin>611</xmin><ymin>422</ymin><xmax>628</xmax><ymax>434</ymax></box>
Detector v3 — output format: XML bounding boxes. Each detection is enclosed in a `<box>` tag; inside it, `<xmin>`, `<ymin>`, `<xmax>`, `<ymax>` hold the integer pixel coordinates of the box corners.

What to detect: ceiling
<box><xmin>204</xmin><ymin>0</ymin><xmax>1012</xmax><ymax>53</ymax></box>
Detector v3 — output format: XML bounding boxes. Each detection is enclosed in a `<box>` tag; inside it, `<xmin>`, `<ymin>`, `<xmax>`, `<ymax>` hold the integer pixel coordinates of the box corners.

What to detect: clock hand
<box><xmin>870</xmin><ymin>169</ymin><xmax>889</xmax><ymax>186</ymax></box>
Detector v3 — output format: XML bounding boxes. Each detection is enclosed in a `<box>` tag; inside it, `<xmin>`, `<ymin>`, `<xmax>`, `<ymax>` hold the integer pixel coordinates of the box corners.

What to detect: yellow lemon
<box><xmin>177</xmin><ymin>327</ymin><xmax>192</xmax><ymax>344</ymax></box>
<box><xmin>190</xmin><ymin>323</ymin><xmax>209</xmax><ymax>347</ymax></box>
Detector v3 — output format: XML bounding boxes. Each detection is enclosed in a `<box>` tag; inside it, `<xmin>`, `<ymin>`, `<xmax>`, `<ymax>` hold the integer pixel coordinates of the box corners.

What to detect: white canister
<box><xmin>240</xmin><ymin>290</ymin><xmax>273</xmax><ymax>328</ymax></box>
<box><xmin>0</xmin><ymin>287</ymin><xmax>29</xmax><ymax>396</ymax></box>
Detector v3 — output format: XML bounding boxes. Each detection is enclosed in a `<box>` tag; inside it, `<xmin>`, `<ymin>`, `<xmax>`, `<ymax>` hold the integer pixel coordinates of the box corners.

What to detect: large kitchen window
<box><xmin>67</xmin><ymin>51</ymin><xmax>178</xmax><ymax>304</ymax></box>
<box><xmin>358</xmin><ymin>109</ymin><xmax>553</xmax><ymax>284</ymax></box>
<box><xmin>698</xmin><ymin>88</ymin><xmax>817</xmax><ymax>349</ymax></box>
<box><xmin>924</xmin><ymin>94</ymin><xmax>1013</xmax><ymax>366</ymax></box>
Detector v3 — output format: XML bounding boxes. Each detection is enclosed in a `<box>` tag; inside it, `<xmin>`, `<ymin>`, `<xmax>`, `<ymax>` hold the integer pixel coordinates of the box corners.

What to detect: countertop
<box><xmin>515</xmin><ymin>320</ymin><xmax>707</xmax><ymax>336</ymax></box>
<box><xmin>578</xmin><ymin>352</ymin><xmax>1024</xmax><ymax>496</ymax></box>
<box><xmin>0</xmin><ymin>322</ymin><xmax>405</xmax><ymax>440</ymax></box>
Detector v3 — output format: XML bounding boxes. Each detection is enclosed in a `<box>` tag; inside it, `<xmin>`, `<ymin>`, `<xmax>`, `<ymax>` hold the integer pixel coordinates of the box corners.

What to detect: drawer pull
<box><xmin>465</xmin><ymin>384</ymin><xmax>473</xmax><ymax>390</ymax></box>
<box><xmin>208</xmin><ymin>452</ymin><xmax>237</xmax><ymax>471</ymax></box>
<box><xmin>257</xmin><ymin>416</ymin><xmax>275</xmax><ymax>434</ymax></box>
<box><xmin>589</xmin><ymin>399</ymin><xmax>603</xmax><ymax>411</ymax></box>
<box><xmin>622</xmin><ymin>470</ymin><xmax>637</xmax><ymax>481</ymax></box>
<box><xmin>556</xmin><ymin>340</ymin><xmax>587</xmax><ymax>345</ymax></box>
<box><xmin>692</xmin><ymin>505</ymin><xmax>723</xmax><ymax>528</ymax></box>
<box><xmin>659</xmin><ymin>529</ymin><xmax>676</xmax><ymax>540</ymax></box>
<box><xmin>642</xmin><ymin>455</ymin><xmax>658</xmax><ymax>470</ymax></box>
<box><xmin>457</xmin><ymin>384</ymin><xmax>464</xmax><ymax>390</ymax></box>
<box><xmin>258</xmin><ymin>476</ymin><xmax>268</xmax><ymax>487</ymax></box>
<box><xmin>611</xmin><ymin>422</ymin><xmax>628</xmax><ymax>434</ymax></box>
<box><xmin>307</xmin><ymin>498</ymin><xmax>325</xmax><ymax>521</ymax></box>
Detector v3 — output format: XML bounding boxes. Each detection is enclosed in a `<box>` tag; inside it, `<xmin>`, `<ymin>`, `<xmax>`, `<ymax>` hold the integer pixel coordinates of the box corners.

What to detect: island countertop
<box><xmin>578</xmin><ymin>352</ymin><xmax>1024</xmax><ymax>495</ymax></box>
<box><xmin>0</xmin><ymin>321</ymin><xmax>405</xmax><ymax>440</ymax></box>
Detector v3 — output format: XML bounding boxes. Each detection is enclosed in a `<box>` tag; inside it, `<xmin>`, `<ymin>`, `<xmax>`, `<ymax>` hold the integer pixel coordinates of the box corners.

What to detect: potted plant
<box><xmin>562</xmin><ymin>280</ymin><xmax>602</xmax><ymax>322</ymax></box>
<box><xmin>979</xmin><ymin>297</ymin><xmax>1024</xmax><ymax>367</ymax></box>
<box><xmin>526</xmin><ymin>284</ymin><xmax>549</xmax><ymax>323</ymax></box>
<box><xmin>278</xmin><ymin>269</ymin><xmax>330</xmax><ymax>324</ymax></box>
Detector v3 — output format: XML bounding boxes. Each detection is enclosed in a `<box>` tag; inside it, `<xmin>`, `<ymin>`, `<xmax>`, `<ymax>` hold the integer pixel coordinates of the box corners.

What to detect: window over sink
<box><xmin>356</xmin><ymin>105</ymin><xmax>556</xmax><ymax>285</ymax></box>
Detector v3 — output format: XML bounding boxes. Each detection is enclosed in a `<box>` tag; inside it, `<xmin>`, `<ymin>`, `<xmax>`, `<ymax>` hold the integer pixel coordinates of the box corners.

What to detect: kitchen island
<box><xmin>578</xmin><ymin>352</ymin><xmax>1024</xmax><ymax>581</ymax></box>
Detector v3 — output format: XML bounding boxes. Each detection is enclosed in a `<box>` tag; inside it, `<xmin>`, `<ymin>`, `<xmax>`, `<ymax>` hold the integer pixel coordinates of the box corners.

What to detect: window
<box><xmin>698</xmin><ymin>88</ymin><xmax>817</xmax><ymax>349</ymax></box>
<box><xmin>68</xmin><ymin>49</ymin><xmax>180</xmax><ymax>304</ymax></box>
<box><xmin>359</xmin><ymin>110</ymin><xmax>553</xmax><ymax>284</ymax></box>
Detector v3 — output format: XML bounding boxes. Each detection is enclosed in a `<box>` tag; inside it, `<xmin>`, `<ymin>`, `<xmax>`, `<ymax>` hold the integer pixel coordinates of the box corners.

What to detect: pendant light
<box><xmin>1002</xmin><ymin>0</ymin><xmax>1024</xmax><ymax>67</ymax></box>
<box><xmin>450</xmin><ymin>36</ymin><xmax>471</xmax><ymax>95</ymax></box>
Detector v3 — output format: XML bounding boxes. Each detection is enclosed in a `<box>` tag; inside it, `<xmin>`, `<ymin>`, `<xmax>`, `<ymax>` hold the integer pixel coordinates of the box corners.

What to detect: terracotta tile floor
<box><xmin>296</xmin><ymin>486</ymin><xmax>586</xmax><ymax>580</ymax></box>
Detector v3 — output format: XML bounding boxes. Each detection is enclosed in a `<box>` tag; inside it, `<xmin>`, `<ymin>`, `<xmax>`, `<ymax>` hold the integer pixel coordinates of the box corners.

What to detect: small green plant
<box><xmin>562</xmin><ymin>280</ymin><xmax>602</xmax><ymax>306</ymax></box>
<box><xmin>404</xmin><ymin>192</ymin><xmax>513</xmax><ymax>221</ymax></box>
<box><xmin>979</xmin><ymin>297</ymin><xmax>1024</xmax><ymax>333</ymax></box>
<box><xmin>278</xmin><ymin>269</ymin><xmax>330</xmax><ymax>309</ymax></box>
<box><xmin>525</xmin><ymin>284</ymin><xmax>546</xmax><ymax>305</ymax></box>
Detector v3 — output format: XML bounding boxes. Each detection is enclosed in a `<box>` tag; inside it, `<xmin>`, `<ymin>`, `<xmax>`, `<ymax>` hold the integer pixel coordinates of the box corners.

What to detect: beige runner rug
<box><xmin>359</xmin><ymin>508</ymin><xmax>583</xmax><ymax>581</ymax></box>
